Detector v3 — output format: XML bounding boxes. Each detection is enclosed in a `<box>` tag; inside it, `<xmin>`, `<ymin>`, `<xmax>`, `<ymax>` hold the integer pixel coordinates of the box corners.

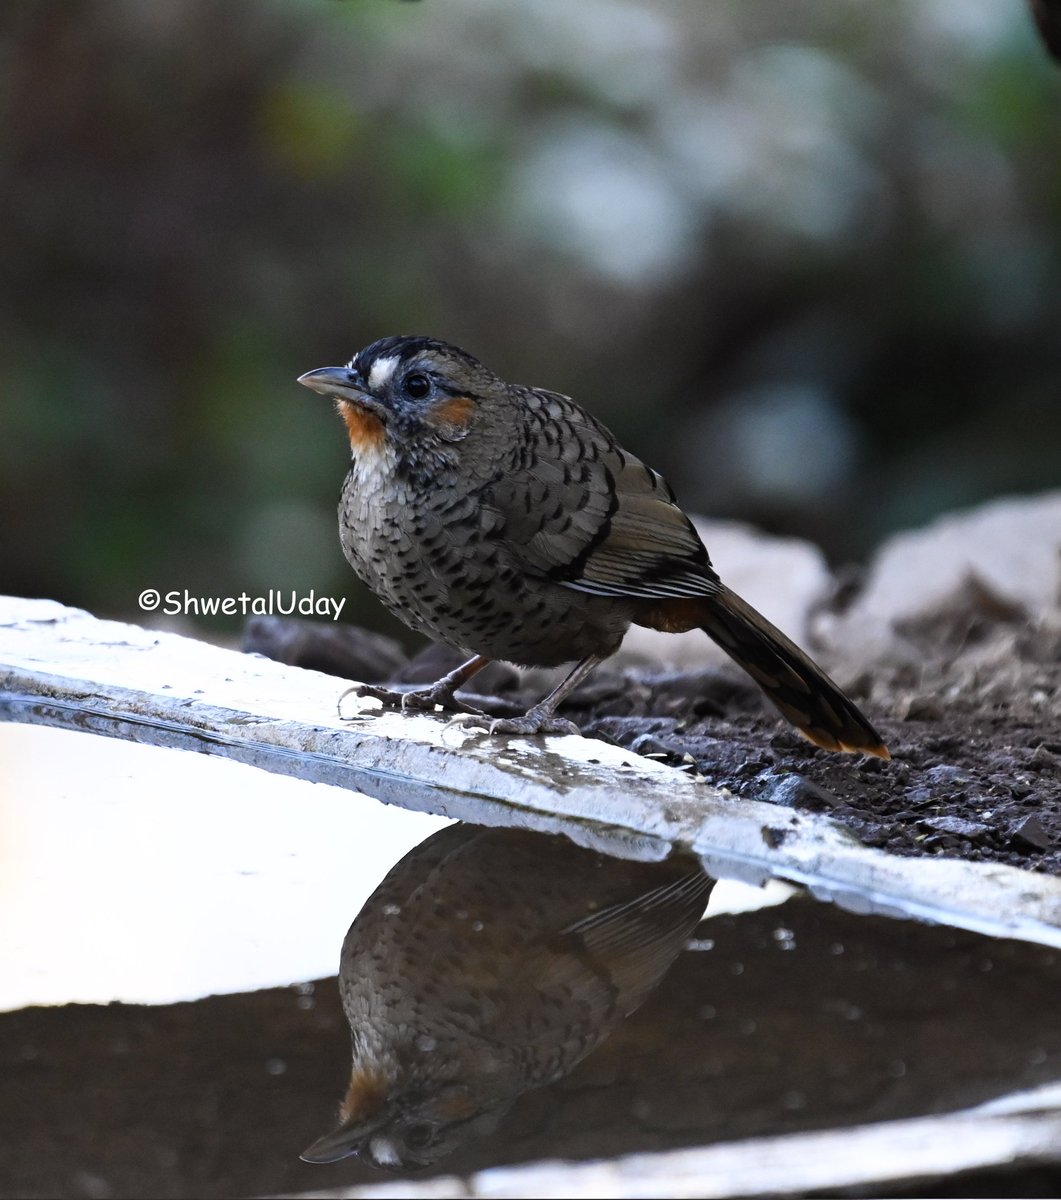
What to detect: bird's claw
<box><xmin>452</xmin><ymin>708</ymin><xmax>581</xmax><ymax>738</ymax></box>
<box><xmin>339</xmin><ymin>682</ymin><xmax>483</xmax><ymax>718</ymax></box>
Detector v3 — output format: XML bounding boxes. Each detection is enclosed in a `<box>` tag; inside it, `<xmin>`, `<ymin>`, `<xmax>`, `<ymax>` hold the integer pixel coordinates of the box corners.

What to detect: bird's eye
<box><xmin>404</xmin><ymin>1123</ymin><xmax>433</xmax><ymax>1148</ymax></box>
<box><xmin>402</xmin><ymin>372</ymin><xmax>431</xmax><ymax>400</ymax></box>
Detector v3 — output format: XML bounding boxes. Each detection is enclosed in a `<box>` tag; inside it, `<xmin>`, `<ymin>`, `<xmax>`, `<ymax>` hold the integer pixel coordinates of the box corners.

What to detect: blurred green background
<box><xmin>2</xmin><ymin>0</ymin><xmax>1059</xmax><ymax>642</ymax></box>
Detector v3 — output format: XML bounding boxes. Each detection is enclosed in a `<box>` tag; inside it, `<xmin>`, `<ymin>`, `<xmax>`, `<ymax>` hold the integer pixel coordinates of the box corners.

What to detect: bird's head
<box><xmin>300</xmin><ymin>1058</ymin><xmax>513</xmax><ymax>1172</ymax></box>
<box><xmin>298</xmin><ymin>336</ymin><xmax>501</xmax><ymax>461</ymax></box>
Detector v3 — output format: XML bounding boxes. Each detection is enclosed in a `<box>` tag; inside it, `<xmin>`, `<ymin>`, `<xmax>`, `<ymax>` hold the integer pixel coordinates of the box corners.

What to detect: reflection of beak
<box><xmin>297</xmin><ymin>366</ymin><xmax>377</xmax><ymax>408</ymax></box>
<box><xmin>299</xmin><ymin>1119</ymin><xmax>372</xmax><ymax>1164</ymax></box>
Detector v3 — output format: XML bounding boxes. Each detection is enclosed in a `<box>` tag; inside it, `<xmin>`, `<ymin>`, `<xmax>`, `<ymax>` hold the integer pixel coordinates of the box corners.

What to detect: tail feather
<box><xmin>697</xmin><ymin>586</ymin><xmax>890</xmax><ymax>758</ymax></box>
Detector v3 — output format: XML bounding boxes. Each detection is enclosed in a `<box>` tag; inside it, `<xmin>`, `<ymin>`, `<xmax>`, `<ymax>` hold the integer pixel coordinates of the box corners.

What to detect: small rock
<box><xmin>395</xmin><ymin>643</ymin><xmax>520</xmax><ymax>693</ymax></box>
<box><xmin>1028</xmin><ymin>743</ymin><xmax>1059</xmax><ymax>772</ymax></box>
<box><xmin>1010</xmin><ymin>814</ymin><xmax>1055</xmax><ymax>851</ymax></box>
<box><xmin>634</xmin><ymin>667</ymin><xmax>757</xmax><ymax>715</ymax></box>
<box><xmin>756</xmin><ymin>771</ymin><xmax>843</xmax><ymax>809</ymax></box>
<box><xmin>924</xmin><ymin>765</ymin><xmax>971</xmax><ymax>787</ymax></box>
<box><xmin>681</xmin><ymin>737</ymin><xmax>733</xmax><ymax>762</ymax></box>
<box><xmin>628</xmin><ymin>733</ymin><xmax>681</xmax><ymax>758</ymax></box>
<box><xmin>904</xmin><ymin>787</ymin><xmax>934</xmax><ymax>805</ymax></box>
<box><xmin>896</xmin><ymin>694</ymin><xmax>944</xmax><ymax>722</ymax></box>
<box><xmin>858</xmin><ymin>754</ymin><xmax>889</xmax><ymax>774</ymax></box>
<box><xmin>919</xmin><ymin>816</ymin><xmax>991</xmax><ymax>840</ymax></box>
<box><xmin>585</xmin><ymin>716</ymin><xmax>680</xmax><ymax>746</ymax></box>
<box><xmin>242</xmin><ymin>616</ymin><xmax>408</xmax><ymax>681</ymax></box>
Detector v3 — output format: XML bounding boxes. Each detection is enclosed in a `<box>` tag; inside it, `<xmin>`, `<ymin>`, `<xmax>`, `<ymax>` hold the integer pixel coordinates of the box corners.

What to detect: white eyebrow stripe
<box><xmin>367</xmin><ymin>355</ymin><xmax>400</xmax><ymax>390</ymax></box>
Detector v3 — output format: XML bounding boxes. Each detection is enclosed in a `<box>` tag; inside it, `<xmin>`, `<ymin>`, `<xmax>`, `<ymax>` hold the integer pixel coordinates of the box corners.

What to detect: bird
<box><xmin>300</xmin><ymin>823</ymin><xmax>713</xmax><ymax>1171</ymax></box>
<box><xmin>298</xmin><ymin>335</ymin><xmax>889</xmax><ymax>756</ymax></box>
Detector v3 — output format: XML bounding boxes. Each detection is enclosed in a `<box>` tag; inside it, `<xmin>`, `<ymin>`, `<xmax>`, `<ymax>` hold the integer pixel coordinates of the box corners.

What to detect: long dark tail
<box><xmin>698</xmin><ymin>586</ymin><xmax>889</xmax><ymax>758</ymax></box>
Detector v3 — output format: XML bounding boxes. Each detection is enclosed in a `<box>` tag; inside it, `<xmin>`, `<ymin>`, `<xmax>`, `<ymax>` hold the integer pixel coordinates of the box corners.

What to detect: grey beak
<box><xmin>300</xmin><ymin>1120</ymin><xmax>372</xmax><ymax>1164</ymax></box>
<box><xmin>297</xmin><ymin>366</ymin><xmax>368</xmax><ymax>402</ymax></box>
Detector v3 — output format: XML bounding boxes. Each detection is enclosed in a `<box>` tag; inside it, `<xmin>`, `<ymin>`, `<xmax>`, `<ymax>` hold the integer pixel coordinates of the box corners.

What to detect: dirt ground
<box><xmin>579</xmin><ymin>608</ymin><xmax>1061</xmax><ymax>877</ymax></box>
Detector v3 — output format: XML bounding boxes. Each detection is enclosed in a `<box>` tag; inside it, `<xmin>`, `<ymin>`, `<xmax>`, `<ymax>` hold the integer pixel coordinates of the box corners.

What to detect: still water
<box><xmin>0</xmin><ymin>723</ymin><xmax>449</xmax><ymax>1008</ymax></box>
<box><xmin>0</xmin><ymin>723</ymin><xmax>780</xmax><ymax>1011</ymax></box>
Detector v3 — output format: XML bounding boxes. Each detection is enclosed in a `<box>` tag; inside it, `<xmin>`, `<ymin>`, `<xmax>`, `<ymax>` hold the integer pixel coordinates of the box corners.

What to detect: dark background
<box><xmin>2</xmin><ymin>0</ymin><xmax>1059</xmax><ymax>642</ymax></box>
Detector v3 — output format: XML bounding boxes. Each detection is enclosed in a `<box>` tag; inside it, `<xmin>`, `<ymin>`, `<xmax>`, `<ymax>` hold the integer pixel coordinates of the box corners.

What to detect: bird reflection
<box><xmin>301</xmin><ymin>823</ymin><xmax>713</xmax><ymax>1172</ymax></box>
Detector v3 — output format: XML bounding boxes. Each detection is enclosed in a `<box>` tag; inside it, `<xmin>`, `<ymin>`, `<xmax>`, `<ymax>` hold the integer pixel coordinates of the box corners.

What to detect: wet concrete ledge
<box><xmin>1</xmin><ymin>594</ymin><xmax>1060</xmax><ymax>950</ymax></box>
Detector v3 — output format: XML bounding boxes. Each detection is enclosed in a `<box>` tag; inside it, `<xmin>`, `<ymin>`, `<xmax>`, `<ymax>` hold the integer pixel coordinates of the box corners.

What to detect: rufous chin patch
<box><xmin>338</xmin><ymin>399</ymin><xmax>387</xmax><ymax>454</ymax></box>
<box><xmin>340</xmin><ymin>1066</ymin><xmax>389</xmax><ymax>1124</ymax></box>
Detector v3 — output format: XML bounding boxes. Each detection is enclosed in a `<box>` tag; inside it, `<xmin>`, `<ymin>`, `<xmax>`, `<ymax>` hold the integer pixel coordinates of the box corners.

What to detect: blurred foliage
<box><xmin>1</xmin><ymin>0</ymin><xmax>1059</xmax><ymax>641</ymax></box>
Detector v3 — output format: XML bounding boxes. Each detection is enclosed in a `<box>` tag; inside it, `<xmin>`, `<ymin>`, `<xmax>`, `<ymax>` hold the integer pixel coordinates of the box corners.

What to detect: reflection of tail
<box><xmin>560</xmin><ymin>866</ymin><xmax>713</xmax><ymax>1018</ymax></box>
<box><xmin>698</xmin><ymin>585</ymin><xmax>890</xmax><ymax>758</ymax></box>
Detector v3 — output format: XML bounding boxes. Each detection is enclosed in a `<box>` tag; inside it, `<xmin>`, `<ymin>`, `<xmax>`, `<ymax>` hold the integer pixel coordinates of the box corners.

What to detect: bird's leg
<box><xmin>341</xmin><ymin>654</ymin><xmax>492</xmax><ymax>718</ymax></box>
<box><xmin>459</xmin><ymin>654</ymin><xmax>604</xmax><ymax>737</ymax></box>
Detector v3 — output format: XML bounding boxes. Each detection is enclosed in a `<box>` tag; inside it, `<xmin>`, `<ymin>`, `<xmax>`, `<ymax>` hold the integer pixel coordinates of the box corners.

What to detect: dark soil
<box><xmin>587</xmin><ymin>610</ymin><xmax>1061</xmax><ymax>876</ymax></box>
<box><xmin>247</xmin><ymin>605</ymin><xmax>1061</xmax><ymax>876</ymax></box>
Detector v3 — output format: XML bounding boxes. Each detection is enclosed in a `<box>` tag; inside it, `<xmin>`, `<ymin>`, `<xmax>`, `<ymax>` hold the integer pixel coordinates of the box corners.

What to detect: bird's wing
<box><xmin>487</xmin><ymin>389</ymin><xmax>721</xmax><ymax>599</ymax></box>
<box><xmin>488</xmin><ymin>866</ymin><xmax>712</xmax><ymax>1071</ymax></box>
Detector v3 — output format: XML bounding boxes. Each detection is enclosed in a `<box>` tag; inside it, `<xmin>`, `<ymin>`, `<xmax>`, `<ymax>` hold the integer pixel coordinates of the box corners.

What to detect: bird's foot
<box><xmin>453</xmin><ymin>703</ymin><xmax>581</xmax><ymax>738</ymax></box>
<box><xmin>340</xmin><ymin>682</ymin><xmax>484</xmax><ymax>718</ymax></box>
